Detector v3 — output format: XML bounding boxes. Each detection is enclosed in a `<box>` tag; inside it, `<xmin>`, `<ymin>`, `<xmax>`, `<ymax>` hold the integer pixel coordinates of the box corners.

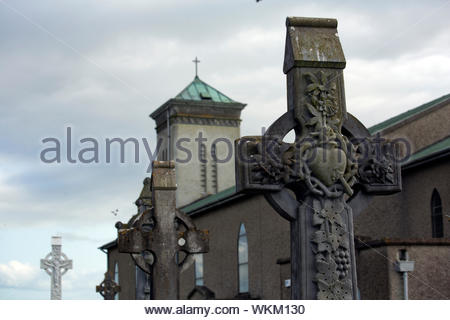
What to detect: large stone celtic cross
<box><xmin>40</xmin><ymin>236</ymin><xmax>73</xmax><ymax>300</ymax></box>
<box><xmin>235</xmin><ymin>17</ymin><xmax>402</xmax><ymax>300</ymax></box>
<box><xmin>116</xmin><ymin>161</ymin><xmax>209</xmax><ymax>299</ymax></box>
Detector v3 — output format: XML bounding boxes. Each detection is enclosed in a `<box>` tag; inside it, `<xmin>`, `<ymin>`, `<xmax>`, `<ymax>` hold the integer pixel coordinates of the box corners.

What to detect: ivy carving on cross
<box><xmin>235</xmin><ymin>17</ymin><xmax>401</xmax><ymax>300</ymax></box>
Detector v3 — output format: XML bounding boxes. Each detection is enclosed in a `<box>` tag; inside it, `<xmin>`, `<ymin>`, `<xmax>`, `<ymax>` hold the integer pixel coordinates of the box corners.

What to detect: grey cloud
<box><xmin>58</xmin><ymin>232</ymin><xmax>106</xmax><ymax>244</ymax></box>
<box><xmin>0</xmin><ymin>0</ymin><xmax>449</xmax><ymax>300</ymax></box>
<box><xmin>1</xmin><ymin>0</ymin><xmax>449</xmax><ymax>229</ymax></box>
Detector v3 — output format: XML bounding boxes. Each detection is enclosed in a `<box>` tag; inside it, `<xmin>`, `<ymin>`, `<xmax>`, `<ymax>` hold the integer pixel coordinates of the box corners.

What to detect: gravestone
<box><xmin>40</xmin><ymin>236</ymin><xmax>73</xmax><ymax>300</ymax></box>
<box><xmin>116</xmin><ymin>161</ymin><xmax>209</xmax><ymax>299</ymax></box>
<box><xmin>96</xmin><ymin>271</ymin><xmax>120</xmax><ymax>300</ymax></box>
<box><xmin>235</xmin><ymin>17</ymin><xmax>401</xmax><ymax>299</ymax></box>
<box><xmin>133</xmin><ymin>177</ymin><xmax>154</xmax><ymax>300</ymax></box>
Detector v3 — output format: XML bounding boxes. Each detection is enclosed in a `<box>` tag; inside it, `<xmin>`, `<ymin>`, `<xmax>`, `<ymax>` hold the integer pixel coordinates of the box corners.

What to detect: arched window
<box><xmin>114</xmin><ymin>262</ymin><xmax>119</xmax><ymax>300</ymax></box>
<box><xmin>194</xmin><ymin>254</ymin><xmax>204</xmax><ymax>286</ymax></box>
<box><xmin>431</xmin><ymin>189</ymin><xmax>443</xmax><ymax>238</ymax></box>
<box><xmin>238</xmin><ymin>223</ymin><xmax>249</xmax><ymax>293</ymax></box>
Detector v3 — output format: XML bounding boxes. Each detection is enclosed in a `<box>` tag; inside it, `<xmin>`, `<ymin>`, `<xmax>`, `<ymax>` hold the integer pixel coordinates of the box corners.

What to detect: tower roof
<box><xmin>150</xmin><ymin>75</ymin><xmax>246</xmax><ymax>127</ymax></box>
<box><xmin>174</xmin><ymin>76</ymin><xmax>235</xmax><ymax>103</ymax></box>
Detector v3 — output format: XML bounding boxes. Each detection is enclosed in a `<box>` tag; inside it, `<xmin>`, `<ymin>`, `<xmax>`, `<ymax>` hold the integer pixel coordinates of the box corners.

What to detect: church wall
<box><xmin>357</xmin><ymin>243</ymin><xmax>450</xmax><ymax>299</ymax></box>
<box><xmin>401</xmin><ymin>160</ymin><xmax>450</xmax><ymax>239</ymax></box>
<box><xmin>381</xmin><ymin>101</ymin><xmax>450</xmax><ymax>154</ymax></box>
<box><xmin>155</xmin><ymin>127</ymin><xmax>168</xmax><ymax>161</ymax></box>
<box><xmin>386</xmin><ymin>244</ymin><xmax>450</xmax><ymax>300</ymax></box>
<box><xmin>354</xmin><ymin>191</ymin><xmax>405</xmax><ymax>240</ymax></box>
<box><xmin>356</xmin><ymin>246</ymin><xmax>390</xmax><ymax>299</ymax></box>
<box><xmin>107</xmin><ymin>247</ymin><xmax>136</xmax><ymax>300</ymax></box>
<box><xmin>355</xmin><ymin>159</ymin><xmax>450</xmax><ymax>240</ymax></box>
<box><xmin>179</xmin><ymin>194</ymin><xmax>290</xmax><ymax>299</ymax></box>
<box><xmin>278</xmin><ymin>262</ymin><xmax>291</xmax><ymax>299</ymax></box>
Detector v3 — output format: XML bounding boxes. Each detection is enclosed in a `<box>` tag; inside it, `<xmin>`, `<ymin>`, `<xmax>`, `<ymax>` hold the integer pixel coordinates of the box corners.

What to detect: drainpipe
<box><xmin>394</xmin><ymin>249</ymin><xmax>415</xmax><ymax>300</ymax></box>
<box><xmin>167</xmin><ymin>107</ymin><xmax>171</xmax><ymax>161</ymax></box>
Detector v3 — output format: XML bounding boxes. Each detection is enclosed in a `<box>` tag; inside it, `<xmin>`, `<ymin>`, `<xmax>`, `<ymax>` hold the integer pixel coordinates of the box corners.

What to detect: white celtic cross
<box><xmin>40</xmin><ymin>236</ymin><xmax>73</xmax><ymax>300</ymax></box>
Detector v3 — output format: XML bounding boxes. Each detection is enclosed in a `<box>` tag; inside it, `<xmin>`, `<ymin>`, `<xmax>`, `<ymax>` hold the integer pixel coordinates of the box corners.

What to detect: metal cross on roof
<box><xmin>192</xmin><ymin>56</ymin><xmax>200</xmax><ymax>77</ymax></box>
<box><xmin>40</xmin><ymin>236</ymin><xmax>73</xmax><ymax>300</ymax></box>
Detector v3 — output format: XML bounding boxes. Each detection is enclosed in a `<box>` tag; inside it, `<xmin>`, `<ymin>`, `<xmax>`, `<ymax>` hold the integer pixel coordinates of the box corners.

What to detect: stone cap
<box><xmin>286</xmin><ymin>17</ymin><xmax>337</xmax><ymax>28</ymax></box>
<box><xmin>153</xmin><ymin>161</ymin><xmax>175</xmax><ymax>169</ymax></box>
<box><xmin>151</xmin><ymin>161</ymin><xmax>177</xmax><ymax>190</ymax></box>
<box><xmin>51</xmin><ymin>236</ymin><xmax>62</xmax><ymax>246</ymax></box>
<box><xmin>283</xmin><ymin>16</ymin><xmax>346</xmax><ymax>73</ymax></box>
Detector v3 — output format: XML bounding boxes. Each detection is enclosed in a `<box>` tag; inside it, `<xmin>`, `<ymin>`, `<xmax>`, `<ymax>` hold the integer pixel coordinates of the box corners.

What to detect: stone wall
<box><xmin>357</xmin><ymin>242</ymin><xmax>450</xmax><ymax>299</ymax></box>
<box><xmin>356</xmin><ymin>245</ymin><xmax>390</xmax><ymax>299</ymax></box>
<box><xmin>355</xmin><ymin>160</ymin><xmax>450</xmax><ymax>240</ymax></box>
<box><xmin>180</xmin><ymin>194</ymin><xmax>290</xmax><ymax>299</ymax></box>
<box><xmin>107</xmin><ymin>247</ymin><xmax>136</xmax><ymax>300</ymax></box>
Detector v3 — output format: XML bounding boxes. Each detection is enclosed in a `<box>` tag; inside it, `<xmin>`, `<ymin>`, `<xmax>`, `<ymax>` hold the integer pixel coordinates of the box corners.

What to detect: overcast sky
<box><xmin>0</xmin><ymin>0</ymin><xmax>449</xmax><ymax>299</ymax></box>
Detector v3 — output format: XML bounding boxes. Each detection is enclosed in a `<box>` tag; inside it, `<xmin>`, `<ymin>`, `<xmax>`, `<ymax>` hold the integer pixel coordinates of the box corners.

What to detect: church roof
<box><xmin>182</xmin><ymin>186</ymin><xmax>238</xmax><ymax>214</ymax></box>
<box><xmin>174</xmin><ymin>76</ymin><xmax>236</xmax><ymax>103</ymax></box>
<box><xmin>369</xmin><ymin>93</ymin><xmax>450</xmax><ymax>134</ymax></box>
<box><xmin>98</xmin><ymin>240</ymin><xmax>117</xmax><ymax>252</ymax></box>
<box><xmin>150</xmin><ymin>75</ymin><xmax>245</xmax><ymax>122</ymax></box>
<box><xmin>404</xmin><ymin>135</ymin><xmax>450</xmax><ymax>168</ymax></box>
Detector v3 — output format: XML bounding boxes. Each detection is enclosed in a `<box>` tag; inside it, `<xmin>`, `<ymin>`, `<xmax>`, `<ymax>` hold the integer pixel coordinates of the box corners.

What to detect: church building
<box><xmin>99</xmin><ymin>71</ymin><xmax>450</xmax><ymax>300</ymax></box>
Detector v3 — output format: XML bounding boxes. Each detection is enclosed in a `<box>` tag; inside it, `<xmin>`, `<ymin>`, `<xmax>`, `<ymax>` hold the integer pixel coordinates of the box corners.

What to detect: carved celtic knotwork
<box><xmin>96</xmin><ymin>272</ymin><xmax>120</xmax><ymax>300</ymax></box>
<box><xmin>115</xmin><ymin>162</ymin><xmax>209</xmax><ymax>299</ymax></box>
<box><xmin>356</xmin><ymin>135</ymin><xmax>401</xmax><ymax>194</ymax></box>
<box><xmin>296</xmin><ymin>70</ymin><xmax>358</xmax><ymax>196</ymax></box>
<box><xmin>235</xmin><ymin>16</ymin><xmax>402</xmax><ymax>300</ymax></box>
<box><xmin>235</xmin><ymin>79</ymin><xmax>400</xmax><ymax>300</ymax></box>
<box><xmin>40</xmin><ymin>237</ymin><xmax>72</xmax><ymax>300</ymax></box>
<box><xmin>238</xmin><ymin>70</ymin><xmax>359</xmax><ymax>199</ymax></box>
<box><xmin>116</xmin><ymin>208</ymin><xmax>209</xmax><ymax>274</ymax></box>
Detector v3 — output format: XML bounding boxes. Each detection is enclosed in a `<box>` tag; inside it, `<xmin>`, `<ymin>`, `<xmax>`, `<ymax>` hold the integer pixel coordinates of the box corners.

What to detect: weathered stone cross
<box><xmin>235</xmin><ymin>17</ymin><xmax>402</xmax><ymax>299</ymax></box>
<box><xmin>40</xmin><ymin>236</ymin><xmax>73</xmax><ymax>300</ymax></box>
<box><xmin>96</xmin><ymin>271</ymin><xmax>120</xmax><ymax>300</ymax></box>
<box><xmin>116</xmin><ymin>161</ymin><xmax>209</xmax><ymax>299</ymax></box>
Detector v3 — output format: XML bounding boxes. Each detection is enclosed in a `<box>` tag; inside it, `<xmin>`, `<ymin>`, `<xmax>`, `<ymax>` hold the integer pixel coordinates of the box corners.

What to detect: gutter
<box><xmin>185</xmin><ymin>192</ymin><xmax>248</xmax><ymax>217</ymax></box>
<box><xmin>98</xmin><ymin>239</ymin><xmax>117</xmax><ymax>254</ymax></box>
<box><xmin>402</xmin><ymin>148</ymin><xmax>450</xmax><ymax>171</ymax></box>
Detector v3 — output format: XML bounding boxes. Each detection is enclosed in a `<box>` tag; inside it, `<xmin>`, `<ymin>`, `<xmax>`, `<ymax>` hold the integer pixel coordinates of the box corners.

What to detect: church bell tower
<box><xmin>150</xmin><ymin>60</ymin><xmax>246</xmax><ymax>207</ymax></box>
